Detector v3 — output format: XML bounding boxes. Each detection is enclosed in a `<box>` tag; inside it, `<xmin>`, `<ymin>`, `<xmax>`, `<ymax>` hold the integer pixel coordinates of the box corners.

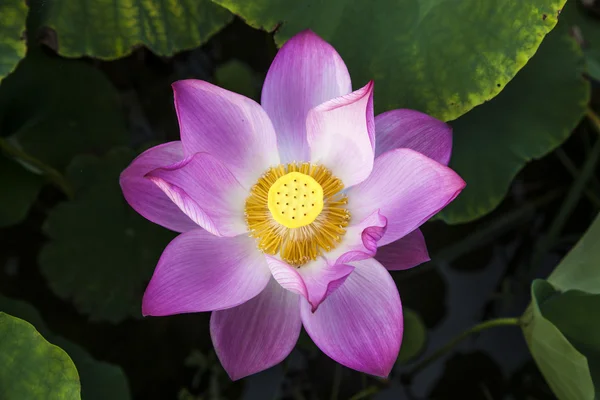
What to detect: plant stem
<box><xmin>555</xmin><ymin>148</ymin><xmax>600</xmax><ymax>208</ymax></box>
<box><xmin>406</xmin><ymin>317</ymin><xmax>520</xmax><ymax>377</ymax></box>
<box><xmin>330</xmin><ymin>363</ymin><xmax>342</xmax><ymax>400</ymax></box>
<box><xmin>0</xmin><ymin>137</ymin><xmax>74</xmax><ymax>199</ymax></box>
<box><xmin>349</xmin><ymin>386</ymin><xmax>380</xmax><ymax>400</ymax></box>
<box><xmin>587</xmin><ymin>108</ymin><xmax>600</xmax><ymax>134</ymax></box>
<box><xmin>533</xmin><ymin>136</ymin><xmax>600</xmax><ymax>268</ymax></box>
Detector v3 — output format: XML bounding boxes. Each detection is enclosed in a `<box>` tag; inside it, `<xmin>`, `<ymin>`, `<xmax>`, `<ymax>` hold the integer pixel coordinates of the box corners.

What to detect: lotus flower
<box><xmin>120</xmin><ymin>30</ymin><xmax>465</xmax><ymax>380</ymax></box>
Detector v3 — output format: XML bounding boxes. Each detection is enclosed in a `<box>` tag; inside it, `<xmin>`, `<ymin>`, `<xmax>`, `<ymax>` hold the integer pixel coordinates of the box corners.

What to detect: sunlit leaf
<box><xmin>37</xmin><ymin>0</ymin><xmax>232</xmax><ymax>59</ymax></box>
<box><xmin>439</xmin><ymin>20</ymin><xmax>588</xmax><ymax>223</ymax></box>
<box><xmin>214</xmin><ymin>0</ymin><xmax>565</xmax><ymax>121</ymax></box>
<box><xmin>0</xmin><ymin>0</ymin><xmax>27</xmax><ymax>82</ymax></box>
<box><xmin>0</xmin><ymin>295</ymin><xmax>131</xmax><ymax>400</ymax></box>
<box><xmin>0</xmin><ymin>312</ymin><xmax>81</xmax><ymax>400</ymax></box>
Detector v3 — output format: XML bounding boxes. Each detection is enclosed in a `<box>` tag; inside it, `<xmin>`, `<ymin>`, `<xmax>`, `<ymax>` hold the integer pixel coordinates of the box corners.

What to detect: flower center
<box><xmin>267</xmin><ymin>171</ymin><xmax>324</xmax><ymax>228</ymax></box>
<box><xmin>245</xmin><ymin>163</ymin><xmax>350</xmax><ymax>266</ymax></box>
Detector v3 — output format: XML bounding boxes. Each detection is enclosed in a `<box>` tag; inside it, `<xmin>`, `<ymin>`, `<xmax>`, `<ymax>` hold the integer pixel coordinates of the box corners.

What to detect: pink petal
<box><xmin>142</xmin><ymin>229</ymin><xmax>270</xmax><ymax>316</ymax></box>
<box><xmin>301</xmin><ymin>258</ymin><xmax>403</xmax><ymax>377</ymax></box>
<box><xmin>265</xmin><ymin>210</ymin><xmax>387</xmax><ymax>311</ymax></box>
<box><xmin>375</xmin><ymin>109</ymin><xmax>453</xmax><ymax>165</ymax></box>
<box><xmin>145</xmin><ymin>152</ymin><xmax>247</xmax><ymax>237</ymax></box>
<box><xmin>326</xmin><ymin>210</ymin><xmax>388</xmax><ymax>265</ymax></box>
<box><xmin>262</xmin><ymin>30</ymin><xmax>352</xmax><ymax>163</ymax></box>
<box><xmin>347</xmin><ymin>149</ymin><xmax>465</xmax><ymax>246</ymax></box>
<box><xmin>265</xmin><ymin>256</ymin><xmax>353</xmax><ymax>312</ymax></box>
<box><xmin>172</xmin><ymin>80</ymin><xmax>279</xmax><ymax>187</ymax></box>
<box><xmin>375</xmin><ymin>229</ymin><xmax>430</xmax><ymax>271</ymax></box>
<box><xmin>211</xmin><ymin>278</ymin><xmax>301</xmax><ymax>380</ymax></box>
<box><xmin>299</xmin><ymin>261</ymin><xmax>354</xmax><ymax>312</ymax></box>
<box><xmin>264</xmin><ymin>256</ymin><xmax>308</xmax><ymax>299</ymax></box>
<box><xmin>308</xmin><ymin>82</ymin><xmax>375</xmax><ymax>188</ymax></box>
<box><xmin>119</xmin><ymin>141</ymin><xmax>198</xmax><ymax>232</ymax></box>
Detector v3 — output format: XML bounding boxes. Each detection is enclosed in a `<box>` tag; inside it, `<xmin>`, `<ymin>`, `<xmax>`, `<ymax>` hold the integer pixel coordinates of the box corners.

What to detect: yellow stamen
<box><xmin>245</xmin><ymin>163</ymin><xmax>350</xmax><ymax>266</ymax></box>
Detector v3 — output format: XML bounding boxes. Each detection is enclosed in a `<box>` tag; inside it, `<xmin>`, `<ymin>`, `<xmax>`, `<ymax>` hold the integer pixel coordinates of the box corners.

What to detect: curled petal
<box><xmin>326</xmin><ymin>210</ymin><xmax>388</xmax><ymax>265</ymax></box>
<box><xmin>347</xmin><ymin>148</ymin><xmax>465</xmax><ymax>246</ymax></box>
<box><xmin>211</xmin><ymin>278</ymin><xmax>301</xmax><ymax>380</ymax></box>
<box><xmin>262</xmin><ymin>30</ymin><xmax>352</xmax><ymax>163</ymax></box>
<box><xmin>375</xmin><ymin>229</ymin><xmax>430</xmax><ymax>271</ymax></box>
<box><xmin>142</xmin><ymin>230</ymin><xmax>270</xmax><ymax>316</ymax></box>
<box><xmin>119</xmin><ymin>141</ymin><xmax>197</xmax><ymax>232</ymax></box>
<box><xmin>172</xmin><ymin>80</ymin><xmax>279</xmax><ymax>187</ymax></box>
<box><xmin>145</xmin><ymin>152</ymin><xmax>247</xmax><ymax>237</ymax></box>
<box><xmin>301</xmin><ymin>258</ymin><xmax>403</xmax><ymax>377</ymax></box>
<box><xmin>375</xmin><ymin>109</ymin><xmax>453</xmax><ymax>165</ymax></box>
<box><xmin>265</xmin><ymin>256</ymin><xmax>354</xmax><ymax>313</ymax></box>
<box><xmin>308</xmin><ymin>82</ymin><xmax>375</xmax><ymax>188</ymax></box>
<box><xmin>298</xmin><ymin>261</ymin><xmax>354</xmax><ymax>312</ymax></box>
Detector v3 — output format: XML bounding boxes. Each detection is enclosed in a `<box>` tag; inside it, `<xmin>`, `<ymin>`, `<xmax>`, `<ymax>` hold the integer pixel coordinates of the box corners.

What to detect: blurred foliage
<box><xmin>214</xmin><ymin>59</ymin><xmax>261</xmax><ymax>101</ymax></box>
<box><xmin>0</xmin><ymin>153</ymin><xmax>44</xmax><ymax>227</ymax></box>
<box><xmin>397</xmin><ymin>308</ymin><xmax>427</xmax><ymax>364</ymax></box>
<box><xmin>39</xmin><ymin>149</ymin><xmax>175</xmax><ymax>323</ymax></box>
<box><xmin>0</xmin><ymin>312</ymin><xmax>81</xmax><ymax>399</ymax></box>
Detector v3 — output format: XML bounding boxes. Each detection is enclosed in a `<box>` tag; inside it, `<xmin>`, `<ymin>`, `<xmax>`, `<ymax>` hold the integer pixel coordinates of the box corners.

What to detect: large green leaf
<box><xmin>541</xmin><ymin>288</ymin><xmax>600</xmax><ymax>397</ymax></box>
<box><xmin>522</xmin><ymin>280</ymin><xmax>594</xmax><ymax>400</ymax></box>
<box><xmin>0</xmin><ymin>0</ymin><xmax>27</xmax><ymax>82</ymax></box>
<box><xmin>0</xmin><ymin>295</ymin><xmax>131</xmax><ymax>400</ymax></box>
<box><xmin>438</xmin><ymin>19</ymin><xmax>589</xmax><ymax>223</ymax></box>
<box><xmin>40</xmin><ymin>148</ymin><xmax>175</xmax><ymax>323</ymax></box>
<box><xmin>0</xmin><ymin>312</ymin><xmax>81</xmax><ymax>400</ymax></box>
<box><xmin>214</xmin><ymin>0</ymin><xmax>564</xmax><ymax>121</ymax></box>
<box><xmin>0</xmin><ymin>153</ymin><xmax>44</xmax><ymax>227</ymax></box>
<box><xmin>522</xmin><ymin>214</ymin><xmax>600</xmax><ymax>399</ymax></box>
<box><xmin>547</xmin><ymin>212</ymin><xmax>600</xmax><ymax>293</ymax></box>
<box><xmin>39</xmin><ymin>0</ymin><xmax>232</xmax><ymax>59</ymax></box>
<box><xmin>0</xmin><ymin>50</ymin><xmax>128</xmax><ymax>171</ymax></box>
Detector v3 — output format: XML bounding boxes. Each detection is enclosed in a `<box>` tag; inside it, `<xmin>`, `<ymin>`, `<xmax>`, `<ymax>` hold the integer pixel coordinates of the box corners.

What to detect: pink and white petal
<box><xmin>142</xmin><ymin>230</ymin><xmax>270</xmax><ymax>316</ymax></box>
<box><xmin>301</xmin><ymin>258</ymin><xmax>403</xmax><ymax>377</ymax></box>
<box><xmin>172</xmin><ymin>80</ymin><xmax>279</xmax><ymax>187</ymax></box>
<box><xmin>265</xmin><ymin>256</ymin><xmax>308</xmax><ymax>299</ymax></box>
<box><xmin>262</xmin><ymin>30</ymin><xmax>352</xmax><ymax>163</ymax></box>
<box><xmin>308</xmin><ymin>82</ymin><xmax>375</xmax><ymax>188</ymax></box>
<box><xmin>119</xmin><ymin>141</ymin><xmax>198</xmax><ymax>232</ymax></box>
<box><xmin>211</xmin><ymin>278</ymin><xmax>302</xmax><ymax>380</ymax></box>
<box><xmin>375</xmin><ymin>229</ymin><xmax>430</xmax><ymax>271</ymax></box>
<box><xmin>326</xmin><ymin>210</ymin><xmax>387</xmax><ymax>265</ymax></box>
<box><xmin>298</xmin><ymin>260</ymin><xmax>354</xmax><ymax>312</ymax></box>
<box><xmin>375</xmin><ymin>109</ymin><xmax>453</xmax><ymax>165</ymax></box>
<box><xmin>146</xmin><ymin>152</ymin><xmax>247</xmax><ymax>237</ymax></box>
<box><xmin>265</xmin><ymin>256</ymin><xmax>353</xmax><ymax>312</ymax></box>
<box><xmin>347</xmin><ymin>148</ymin><xmax>466</xmax><ymax>246</ymax></box>
<box><xmin>266</xmin><ymin>254</ymin><xmax>356</xmax><ymax>313</ymax></box>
